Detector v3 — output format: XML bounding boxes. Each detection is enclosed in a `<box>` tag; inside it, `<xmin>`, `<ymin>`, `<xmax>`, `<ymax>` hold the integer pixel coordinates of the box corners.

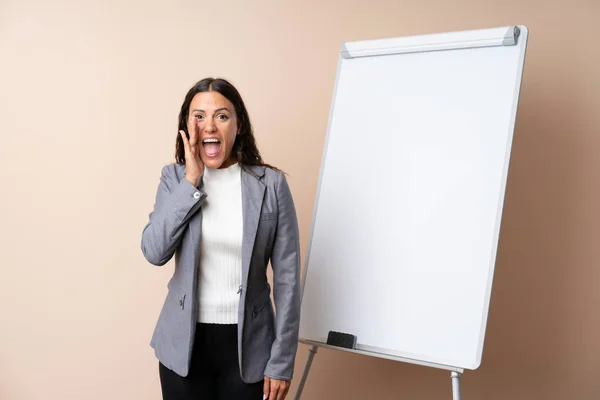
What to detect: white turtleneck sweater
<box><xmin>197</xmin><ymin>163</ymin><xmax>243</xmax><ymax>324</ymax></box>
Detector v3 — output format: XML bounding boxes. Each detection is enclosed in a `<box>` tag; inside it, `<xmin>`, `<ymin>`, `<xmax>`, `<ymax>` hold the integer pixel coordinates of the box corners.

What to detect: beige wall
<box><xmin>1</xmin><ymin>0</ymin><xmax>599</xmax><ymax>399</ymax></box>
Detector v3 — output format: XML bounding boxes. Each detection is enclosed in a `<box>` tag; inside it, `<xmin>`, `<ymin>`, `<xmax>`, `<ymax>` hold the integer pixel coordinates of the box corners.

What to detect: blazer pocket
<box><xmin>250</xmin><ymin>285</ymin><xmax>271</xmax><ymax>317</ymax></box>
<box><xmin>167</xmin><ymin>281</ymin><xmax>186</xmax><ymax>311</ymax></box>
<box><xmin>260</xmin><ymin>212</ymin><xmax>277</xmax><ymax>221</ymax></box>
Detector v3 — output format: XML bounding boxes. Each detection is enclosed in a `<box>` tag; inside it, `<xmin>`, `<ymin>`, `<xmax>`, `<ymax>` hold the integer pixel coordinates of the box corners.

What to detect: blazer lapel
<box><xmin>241</xmin><ymin>165</ymin><xmax>266</xmax><ymax>288</ymax></box>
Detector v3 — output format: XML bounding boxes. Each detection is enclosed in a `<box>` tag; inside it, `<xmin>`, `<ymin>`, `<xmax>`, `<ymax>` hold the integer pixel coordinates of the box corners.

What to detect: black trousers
<box><xmin>159</xmin><ymin>323</ymin><xmax>264</xmax><ymax>400</ymax></box>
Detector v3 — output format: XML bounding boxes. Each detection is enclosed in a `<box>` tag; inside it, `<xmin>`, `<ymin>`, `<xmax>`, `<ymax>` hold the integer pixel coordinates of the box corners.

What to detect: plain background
<box><xmin>1</xmin><ymin>0</ymin><xmax>599</xmax><ymax>399</ymax></box>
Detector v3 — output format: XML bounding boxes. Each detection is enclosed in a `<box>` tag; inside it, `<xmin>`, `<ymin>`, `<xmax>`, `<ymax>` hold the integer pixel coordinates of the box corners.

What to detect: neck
<box><xmin>204</xmin><ymin>161</ymin><xmax>241</xmax><ymax>181</ymax></box>
<box><xmin>219</xmin><ymin>156</ymin><xmax>237</xmax><ymax>169</ymax></box>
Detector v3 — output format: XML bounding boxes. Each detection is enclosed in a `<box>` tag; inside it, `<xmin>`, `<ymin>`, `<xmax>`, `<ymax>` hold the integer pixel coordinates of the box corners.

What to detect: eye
<box><xmin>194</xmin><ymin>114</ymin><xmax>204</xmax><ymax>120</ymax></box>
<box><xmin>217</xmin><ymin>114</ymin><xmax>229</xmax><ymax>121</ymax></box>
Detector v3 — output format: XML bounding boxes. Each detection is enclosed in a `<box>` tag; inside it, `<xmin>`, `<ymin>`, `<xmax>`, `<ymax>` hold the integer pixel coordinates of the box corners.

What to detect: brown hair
<box><xmin>175</xmin><ymin>77</ymin><xmax>281</xmax><ymax>173</ymax></box>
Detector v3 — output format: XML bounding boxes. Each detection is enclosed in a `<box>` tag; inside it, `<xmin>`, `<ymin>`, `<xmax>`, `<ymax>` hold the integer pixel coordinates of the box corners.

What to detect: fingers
<box><xmin>277</xmin><ymin>383</ymin><xmax>288</xmax><ymax>400</ymax></box>
<box><xmin>179</xmin><ymin>130</ymin><xmax>190</xmax><ymax>152</ymax></box>
<box><xmin>188</xmin><ymin>116</ymin><xmax>199</xmax><ymax>147</ymax></box>
<box><xmin>282</xmin><ymin>384</ymin><xmax>290</xmax><ymax>400</ymax></box>
<box><xmin>269</xmin><ymin>384</ymin><xmax>279</xmax><ymax>400</ymax></box>
<box><xmin>263</xmin><ymin>377</ymin><xmax>270</xmax><ymax>399</ymax></box>
<box><xmin>188</xmin><ymin>119</ymin><xmax>204</xmax><ymax>164</ymax></box>
<box><xmin>181</xmin><ymin>125</ymin><xmax>202</xmax><ymax>162</ymax></box>
<box><xmin>265</xmin><ymin>376</ymin><xmax>280</xmax><ymax>400</ymax></box>
<box><xmin>266</xmin><ymin>379</ymin><xmax>289</xmax><ymax>400</ymax></box>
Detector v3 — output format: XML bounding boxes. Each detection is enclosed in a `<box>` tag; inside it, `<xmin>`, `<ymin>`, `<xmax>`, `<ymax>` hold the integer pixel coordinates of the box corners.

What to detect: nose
<box><xmin>203</xmin><ymin>118</ymin><xmax>216</xmax><ymax>133</ymax></box>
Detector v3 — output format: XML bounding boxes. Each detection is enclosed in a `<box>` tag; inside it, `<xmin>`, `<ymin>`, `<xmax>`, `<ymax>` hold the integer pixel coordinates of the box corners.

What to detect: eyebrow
<box><xmin>191</xmin><ymin>107</ymin><xmax>231</xmax><ymax>113</ymax></box>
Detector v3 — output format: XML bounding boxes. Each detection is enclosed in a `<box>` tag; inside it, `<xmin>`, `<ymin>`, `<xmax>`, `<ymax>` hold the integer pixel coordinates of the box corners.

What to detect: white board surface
<box><xmin>299</xmin><ymin>26</ymin><xmax>528</xmax><ymax>370</ymax></box>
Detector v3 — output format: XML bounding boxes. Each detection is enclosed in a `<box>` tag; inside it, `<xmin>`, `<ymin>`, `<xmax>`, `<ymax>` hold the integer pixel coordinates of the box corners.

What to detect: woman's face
<box><xmin>188</xmin><ymin>91</ymin><xmax>238</xmax><ymax>169</ymax></box>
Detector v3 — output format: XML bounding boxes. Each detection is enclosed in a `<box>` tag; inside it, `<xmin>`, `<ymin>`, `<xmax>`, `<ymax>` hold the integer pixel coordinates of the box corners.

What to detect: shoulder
<box><xmin>263</xmin><ymin>166</ymin><xmax>287</xmax><ymax>186</ymax></box>
<box><xmin>244</xmin><ymin>165</ymin><xmax>288</xmax><ymax>188</ymax></box>
<box><xmin>262</xmin><ymin>167</ymin><xmax>293</xmax><ymax>200</ymax></box>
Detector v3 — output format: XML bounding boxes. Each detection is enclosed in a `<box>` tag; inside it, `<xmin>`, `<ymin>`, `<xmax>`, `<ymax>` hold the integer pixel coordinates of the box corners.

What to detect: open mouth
<box><xmin>202</xmin><ymin>138</ymin><xmax>221</xmax><ymax>158</ymax></box>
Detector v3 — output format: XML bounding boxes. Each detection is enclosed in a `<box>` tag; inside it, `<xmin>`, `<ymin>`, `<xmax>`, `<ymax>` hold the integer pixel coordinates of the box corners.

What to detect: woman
<box><xmin>141</xmin><ymin>77</ymin><xmax>302</xmax><ymax>400</ymax></box>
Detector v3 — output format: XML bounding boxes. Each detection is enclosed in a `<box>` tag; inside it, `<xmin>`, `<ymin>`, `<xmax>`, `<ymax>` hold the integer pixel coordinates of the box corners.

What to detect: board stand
<box><xmin>294</xmin><ymin>342</ymin><xmax>464</xmax><ymax>400</ymax></box>
<box><xmin>451</xmin><ymin>371</ymin><xmax>462</xmax><ymax>400</ymax></box>
<box><xmin>293</xmin><ymin>345</ymin><xmax>318</xmax><ymax>400</ymax></box>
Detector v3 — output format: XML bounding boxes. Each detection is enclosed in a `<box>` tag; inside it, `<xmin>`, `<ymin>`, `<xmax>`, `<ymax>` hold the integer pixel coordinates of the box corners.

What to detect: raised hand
<box><xmin>179</xmin><ymin>116</ymin><xmax>204</xmax><ymax>187</ymax></box>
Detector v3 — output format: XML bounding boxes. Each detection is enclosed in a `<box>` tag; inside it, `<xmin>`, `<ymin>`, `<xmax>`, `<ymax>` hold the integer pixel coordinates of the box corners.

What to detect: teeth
<box><xmin>203</xmin><ymin>138</ymin><xmax>220</xmax><ymax>143</ymax></box>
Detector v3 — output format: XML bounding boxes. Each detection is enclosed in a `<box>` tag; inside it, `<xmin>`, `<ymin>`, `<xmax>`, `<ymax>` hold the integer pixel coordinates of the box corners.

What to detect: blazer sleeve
<box><xmin>141</xmin><ymin>164</ymin><xmax>206</xmax><ymax>266</ymax></box>
<box><xmin>264</xmin><ymin>172</ymin><xmax>302</xmax><ymax>381</ymax></box>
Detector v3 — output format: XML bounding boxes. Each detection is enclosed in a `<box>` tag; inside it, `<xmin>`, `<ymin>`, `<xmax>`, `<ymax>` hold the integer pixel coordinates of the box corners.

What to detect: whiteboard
<box><xmin>299</xmin><ymin>26</ymin><xmax>528</xmax><ymax>370</ymax></box>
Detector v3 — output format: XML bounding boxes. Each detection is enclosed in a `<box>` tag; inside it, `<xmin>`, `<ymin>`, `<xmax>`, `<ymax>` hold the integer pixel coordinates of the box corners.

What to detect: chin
<box><xmin>203</xmin><ymin>159</ymin><xmax>224</xmax><ymax>169</ymax></box>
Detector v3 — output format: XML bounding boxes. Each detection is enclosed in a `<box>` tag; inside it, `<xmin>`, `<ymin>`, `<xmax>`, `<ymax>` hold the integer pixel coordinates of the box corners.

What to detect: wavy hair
<box><xmin>175</xmin><ymin>77</ymin><xmax>280</xmax><ymax>173</ymax></box>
